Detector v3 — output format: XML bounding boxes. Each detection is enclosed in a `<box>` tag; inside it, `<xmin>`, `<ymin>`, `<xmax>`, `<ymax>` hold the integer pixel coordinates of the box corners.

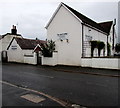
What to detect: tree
<box><xmin>41</xmin><ymin>40</ymin><xmax>55</xmax><ymax>57</ymax></box>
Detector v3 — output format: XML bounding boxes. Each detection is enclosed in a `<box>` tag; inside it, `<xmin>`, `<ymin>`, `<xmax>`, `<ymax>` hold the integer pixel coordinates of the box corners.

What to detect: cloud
<box><xmin>0</xmin><ymin>0</ymin><xmax>118</xmax><ymax>41</ymax></box>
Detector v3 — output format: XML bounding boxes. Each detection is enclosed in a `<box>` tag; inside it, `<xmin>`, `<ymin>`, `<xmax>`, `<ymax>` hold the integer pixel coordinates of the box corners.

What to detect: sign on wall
<box><xmin>57</xmin><ymin>33</ymin><xmax>68</xmax><ymax>40</ymax></box>
<box><xmin>85</xmin><ymin>35</ymin><xmax>92</xmax><ymax>41</ymax></box>
<box><xmin>11</xmin><ymin>45</ymin><xmax>17</xmax><ymax>50</ymax></box>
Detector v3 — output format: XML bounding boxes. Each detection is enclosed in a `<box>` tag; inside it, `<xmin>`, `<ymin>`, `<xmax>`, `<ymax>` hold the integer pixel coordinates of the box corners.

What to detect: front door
<box><xmin>1</xmin><ymin>51</ymin><xmax>8</xmax><ymax>62</ymax></box>
<box><xmin>36</xmin><ymin>52</ymin><xmax>42</xmax><ymax>65</ymax></box>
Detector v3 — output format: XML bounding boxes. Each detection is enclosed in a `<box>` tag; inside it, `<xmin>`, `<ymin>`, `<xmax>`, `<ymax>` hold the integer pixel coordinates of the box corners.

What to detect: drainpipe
<box><xmin>81</xmin><ymin>23</ymin><xmax>84</xmax><ymax>57</ymax></box>
<box><xmin>112</xmin><ymin>19</ymin><xmax>116</xmax><ymax>50</ymax></box>
<box><xmin>107</xmin><ymin>35</ymin><xmax>108</xmax><ymax>56</ymax></box>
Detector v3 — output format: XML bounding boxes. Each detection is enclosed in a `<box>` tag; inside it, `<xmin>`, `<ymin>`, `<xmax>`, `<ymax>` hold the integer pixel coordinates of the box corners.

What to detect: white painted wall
<box><xmin>0</xmin><ymin>35</ymin><xmax>15</xmax><ymax>62</ymax></box>
<box><xmin>42</xmin><ymin>52</ymin><xmax>58</xmax><ymax>66</ymax></box>
<box><xmin>46</xmin><ymin>4</ymin><xmax>114</xmax><ymax>68</ymax></box>
<box><xmin>0</xmin><ymin>34</ymin><xmax>22</xmax><ymax>61</ymax></box>
<box><xmin>7</xmin><ymin>39</ymin><xmax>37</xmax><ymax>64</ymax></box>
<box><xmin>83</xmin><ymin>25</ymin><xmax>107</xmax><ymax>57</ymax></box>
<box><xmin>2</xmin><ymin>35</ymin><xmax>15</xmax><ymax>50</ymax></box>
<box><xmin>81</xmin><ymin>58</ymin><xmax>92</xmax><ymax>67</ymax></box>
<box><xmin>7</xmin><ymin>39</ymin><xmax>24</xmax><ymax>63</ymax></box>
<box><xmin>47</xmin><ymin>5</ymin><xmax>82</xmax><ymax>66</ymax></box>
<box><xmin>81</xmin><ymin>58</ymin><xmax>120</xmax><ymax>69</ymax></box>
<box><xmin>2</xmin><ymin>34</ymin><xmax>21</xmax><ymax>50</ymax></box>
<box><xmin>24</xmin><ymin>53</ymin><xmax>37</xmax><ymax>65</ymax></box>
<box><xmin>108</xmin><ymin>24</ymin><xmax>117</xmax><ymax>55</ymax></box>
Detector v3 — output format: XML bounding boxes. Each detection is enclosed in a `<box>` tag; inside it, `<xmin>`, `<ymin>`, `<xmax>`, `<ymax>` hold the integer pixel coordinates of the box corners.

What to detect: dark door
<box><xmin>1</xmin><ymin>51</ymin><xmax>8</xmax><ymax>62</ymax></box>
<box><xmin>36</xmin><ymin>52</ymin><xmax>42</xmax><ymax>65</ymax></box>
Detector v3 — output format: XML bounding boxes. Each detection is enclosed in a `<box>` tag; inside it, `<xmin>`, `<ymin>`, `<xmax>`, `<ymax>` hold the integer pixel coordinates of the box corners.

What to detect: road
<box><xmin>2</xmin><ymin>63</ymin><xmax>119</xmax><ymax>107</ymax></box>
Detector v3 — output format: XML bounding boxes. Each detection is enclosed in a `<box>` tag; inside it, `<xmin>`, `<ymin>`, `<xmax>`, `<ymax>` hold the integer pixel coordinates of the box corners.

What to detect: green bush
<box><xmin>41</xmin><ymin>40</ymin><xmax>55</xmax><ymax>57</ymax></box>
<box><xmin>90</xmin><ymin>40</ymin><xmax>98</xmax><ymax>57</ymax></box>
<box><xmin>90</xmin><ymin>40</ymin><xmax>105</xmax><ymax>57</ymax></box>
<box><xmin>97</xmin><ymin>41</ymin><xmax>105</xmax><ymax>57</ymax></box>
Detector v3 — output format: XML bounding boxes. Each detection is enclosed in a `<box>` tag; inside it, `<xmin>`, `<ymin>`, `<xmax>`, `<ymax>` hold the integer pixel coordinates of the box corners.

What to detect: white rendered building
<box><xmin>45</xmin><ymin>2</ymin><xmax>114</xmax><ymax>66</ymax></box>
<box><xmin>7</xmin><ymin>37</ymin><xmax>46</xmax><ymax>65</ymax></box>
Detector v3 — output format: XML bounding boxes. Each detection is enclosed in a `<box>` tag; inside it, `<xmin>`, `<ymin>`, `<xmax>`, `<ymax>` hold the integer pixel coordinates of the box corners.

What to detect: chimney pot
<box><xmin>11</xmin><ymin>25</ymin><xmax>17</xmax><ymax>35</ymax></box>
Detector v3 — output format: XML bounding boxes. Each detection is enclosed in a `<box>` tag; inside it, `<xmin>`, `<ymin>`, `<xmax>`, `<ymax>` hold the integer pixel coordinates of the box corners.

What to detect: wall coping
<box><xmin>81</xmin><ymin>56</ymin><xmax>120</xmax><ymax>59</ymax></box>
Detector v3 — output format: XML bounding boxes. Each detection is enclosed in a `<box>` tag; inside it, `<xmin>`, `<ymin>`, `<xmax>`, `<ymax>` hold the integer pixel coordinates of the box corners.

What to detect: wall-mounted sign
<box><xmin>57</xmin><ymin>33</ymin><xmax>68</xmax><ymax>40</ymax></box>
<box><xmin>11</xmin><ymin>45</ymin><xmax>17</xmax><ymax>50</ymax></box>
<box><xmin>85</xmin><ymin>35</ymin><xmax>92</xmax><ymax>41</ymax></box>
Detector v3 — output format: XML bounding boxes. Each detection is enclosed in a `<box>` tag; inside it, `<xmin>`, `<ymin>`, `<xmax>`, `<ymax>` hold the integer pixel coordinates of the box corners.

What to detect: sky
<box><xmin>0</xmin><ymin>0</ymin><xmax>119</xmax><ymax>41</ymax></box>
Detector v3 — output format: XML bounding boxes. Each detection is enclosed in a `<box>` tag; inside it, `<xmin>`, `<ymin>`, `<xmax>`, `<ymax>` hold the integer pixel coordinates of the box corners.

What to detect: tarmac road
<box><xmin>2</xmin><ymin>63</ymin><xmax>119</xmax><ymax>107</ymax></box>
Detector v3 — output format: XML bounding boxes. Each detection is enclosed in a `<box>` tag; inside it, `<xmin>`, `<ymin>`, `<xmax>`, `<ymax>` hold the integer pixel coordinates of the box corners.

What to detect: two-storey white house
<box><xmin>44</xmin><ymin>2</ymin><xmax>115</xmax><ymax>66</ymax></box>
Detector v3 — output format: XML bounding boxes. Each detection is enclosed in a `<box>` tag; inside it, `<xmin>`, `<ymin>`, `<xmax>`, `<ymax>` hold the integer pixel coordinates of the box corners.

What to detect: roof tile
<box><xmin>15</xmin><ymin>37</ymin><xmax>46</xmax><ymax>50</ymax></box>
<box><xmin>62</xmin><ymin>2</ymin><xmax>112</xmax><ymax>34</ymax></box>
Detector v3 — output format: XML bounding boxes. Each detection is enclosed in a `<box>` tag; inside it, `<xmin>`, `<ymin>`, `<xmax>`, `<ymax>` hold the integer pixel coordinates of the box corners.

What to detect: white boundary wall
<box><xmin>24</xmin><ymin>53</ymin><xmax>37</xmax><ymax>65</ymax></box>
<box><xmin>42</xmin><ymin>52</ymin><xmax>120</xmax><ymax>69</ymax></box>
<box><xmin>42</xmin><ymin>52</ymin><xmax>58</xmax><ymax>66</ymax></box>
<box><xmin>8</xmin><ymin>50</ymin><xmax>37</xmax><ymax>65</ymax></box>
<box><xmin>81</xmin><ymin>58</ymin><xmax>120</xmax><ymax>69</ymax></box>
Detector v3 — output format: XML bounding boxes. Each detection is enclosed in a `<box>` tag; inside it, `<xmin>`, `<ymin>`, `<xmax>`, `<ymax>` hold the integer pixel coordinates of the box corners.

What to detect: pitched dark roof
<box><xmin>62</xmin><ymin>2</ymin><xmax>111</xmax><ymax>34</ymax></box>
<box><xmin>98</xmin><ymin>21</ymin><xmax>113</xmax><ymax>35</ymax></box>
<box><xmin>16</xmin><ymin>37</ymin><xmax>46</xmax><ymax>50</ymax></box>
<box><xmin>8</xmin><ymin>37</ymin><xmax>46</xmax><ymax>50</ymax></box>
<box><xmin>2</xmin><ymin>33</ymin><xmax>22</xmax><ymax>38</ymax></box>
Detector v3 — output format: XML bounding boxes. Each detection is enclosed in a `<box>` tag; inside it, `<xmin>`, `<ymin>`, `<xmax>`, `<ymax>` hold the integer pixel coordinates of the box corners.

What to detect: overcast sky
<box><xmin>0</xmin><ymin>0</ymin><xmax>119</xmax><ymax>41</ymax></box>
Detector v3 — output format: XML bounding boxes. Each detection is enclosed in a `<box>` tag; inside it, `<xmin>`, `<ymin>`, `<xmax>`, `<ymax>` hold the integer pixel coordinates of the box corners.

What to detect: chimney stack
<box><xmin>11</xmin><ymin>25</ymin><xmax>17</xmax><ymax>35</ymax></box>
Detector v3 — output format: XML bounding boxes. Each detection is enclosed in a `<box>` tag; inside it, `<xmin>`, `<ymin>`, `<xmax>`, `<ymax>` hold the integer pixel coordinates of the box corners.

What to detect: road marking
<box><xmin>0</xmin><ymin>80</ymin><xmax>72</xmax><ymax>107</ymax></box>
<box><xmin>21</xmin><ymin>94</ymin><xmax>45</xmax><ymax>103</ymax></box>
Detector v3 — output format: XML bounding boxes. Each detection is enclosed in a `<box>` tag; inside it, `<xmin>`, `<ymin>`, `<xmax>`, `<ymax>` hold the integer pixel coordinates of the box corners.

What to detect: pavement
<box><xmin>39</xmin><ymin>65</ymin><xmax>120</xmax><ymax>77</ymax></box>
<box><xmin>3</xmin><ymin>62</ymin><xmax>119</xmax><ymax>77</ymax></box>
<box><xmin>2</xmin><ymin>81</ymin><xmax>66</xmax><ymax>108</ymax></box>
